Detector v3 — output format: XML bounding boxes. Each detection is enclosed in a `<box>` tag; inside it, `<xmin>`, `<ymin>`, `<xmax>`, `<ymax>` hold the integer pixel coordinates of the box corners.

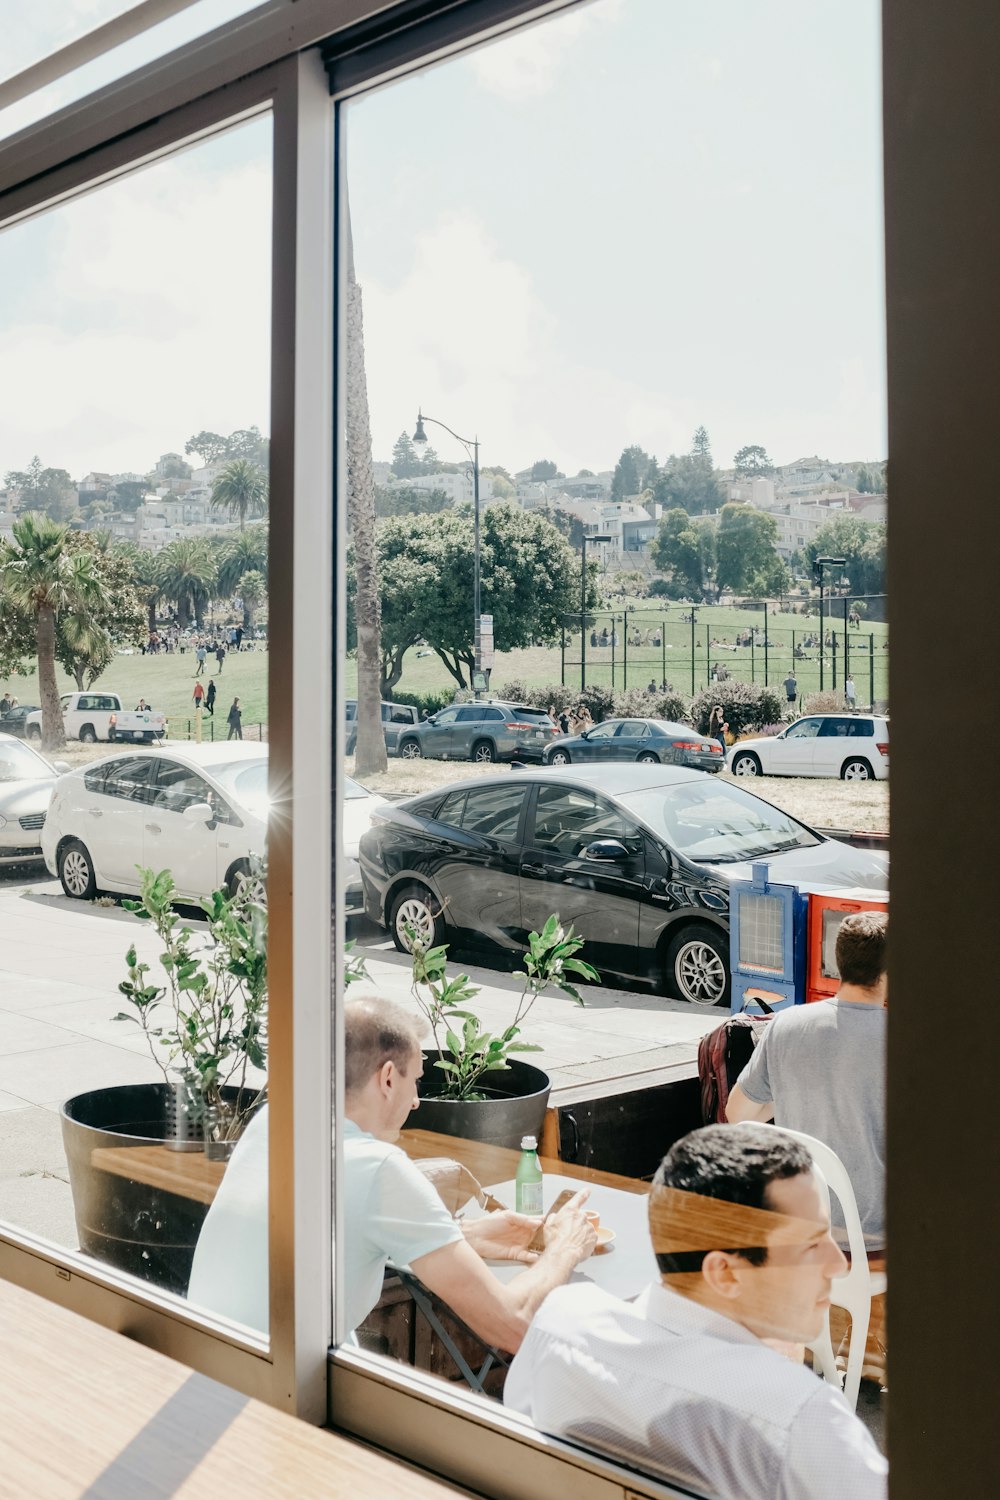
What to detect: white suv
<box><xmin>728</xmin><ymin>713</ymin><xmax>889</xmax><ymax>781</ymax></box>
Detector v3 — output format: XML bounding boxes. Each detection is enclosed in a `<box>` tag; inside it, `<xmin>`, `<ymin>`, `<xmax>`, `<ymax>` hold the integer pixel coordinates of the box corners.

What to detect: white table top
<box><xmin>467</xmin><ymin>1173</ymin><xmax>658</xmax><ymax>1302</ymax></box>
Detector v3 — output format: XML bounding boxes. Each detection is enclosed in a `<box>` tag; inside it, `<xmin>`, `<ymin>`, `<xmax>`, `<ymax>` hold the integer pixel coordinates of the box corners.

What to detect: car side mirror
<box><xmin>183</xmin><ymin>801</ymin><xmax>214</xmax><ymax>823</ymax></box>
<box><xmin>52</xmin><ymin>760</ymin><xmax>71</xmax><ymax>774</ymax></box>
<box><xmin>583</xmin><ymin>838</ymin><xmax>629</xmax><ymax>861</ymax></box>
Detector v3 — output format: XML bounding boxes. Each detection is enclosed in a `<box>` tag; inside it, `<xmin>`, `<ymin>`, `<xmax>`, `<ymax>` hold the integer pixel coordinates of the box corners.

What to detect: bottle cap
<box><xmin>520</xmin><ymin>1135</ymin><xmax>537</xmax><ymax>1150</ymax></box>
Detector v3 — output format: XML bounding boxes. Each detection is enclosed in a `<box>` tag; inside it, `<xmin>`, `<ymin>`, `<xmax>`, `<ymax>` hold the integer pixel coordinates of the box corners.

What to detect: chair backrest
<box><xmin>769</xmin><ymin>1126</ymin><xmax>871</xmax><ymax>1278</ymax></box>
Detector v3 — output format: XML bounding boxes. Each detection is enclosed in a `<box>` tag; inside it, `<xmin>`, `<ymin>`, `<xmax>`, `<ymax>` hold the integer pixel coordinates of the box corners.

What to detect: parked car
<box><xmin>358</xmin><ymin>764</ymin><xmax>888</xmax><ymax>1006</ymax></box>
<box><xmin>25</xmin><ymin>691</ymin><xmax>167</xmax><ymax>744</ymax></box>
<box><xmin>43</xmin><ymin>743</ymin><xmax>269</xmax><ymax>901</ymax></box>
<box><xmin>545</xmin><ymin>717</ymin><xmax>724</xmax><ymax>772</ymax></box>
<box><xmin>0</xmin><ymin>732</ymin><xmax>69</xmax><ymax>866</ymax></box>
<box><xmin>396</xmin><ymin>702</ymin><xmax>558</xmax><ymax>763</ymax></box>
<box><xmin>342</xmin><ymin>775</ymin><xmax>393</xmax><ymax>911</ymax></box>
<box><xmin>0</xmin><ymin>704</ymin><xmax>41</xmax><ymax>738</ymax></box>
<box><xmin>344</xmin><ymin>699</ymin><xmax>419</xmax><ymax>756</ymax></box>
<box><xmin>728</xmin><ymin>713</ymin><xmax>890</xmax><ymax>781</ymax></box>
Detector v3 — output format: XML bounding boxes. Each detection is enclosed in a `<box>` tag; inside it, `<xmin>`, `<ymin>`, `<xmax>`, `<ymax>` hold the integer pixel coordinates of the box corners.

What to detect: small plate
<box><xmin>593</xmin><ymin>1225</ymin><xmax>616</xmax><ymax>1253</ymax></box>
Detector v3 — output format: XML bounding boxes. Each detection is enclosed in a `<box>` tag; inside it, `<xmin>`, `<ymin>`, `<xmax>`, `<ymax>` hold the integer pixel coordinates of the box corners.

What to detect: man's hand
<box><xmin>462</xmin><ymin>1210</ymin><xmax>541</xmax><ymax>1264</ymax></box>
<box><xmin>542</xmin><ymin>1189</ymin><xmax>598</xmax><ymax>1264</ymax></box>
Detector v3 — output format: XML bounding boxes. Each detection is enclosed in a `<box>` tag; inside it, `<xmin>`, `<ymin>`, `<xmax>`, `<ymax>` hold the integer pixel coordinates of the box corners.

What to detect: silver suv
<box><xmin>344</xmin><ymin>699</ymin><xmax>419</xmax><ymax>756</ymax></box>
<box><xmin>396</xmin><ymin>702</ymin><xmax>558</xmax><ymax>763</ymax></box>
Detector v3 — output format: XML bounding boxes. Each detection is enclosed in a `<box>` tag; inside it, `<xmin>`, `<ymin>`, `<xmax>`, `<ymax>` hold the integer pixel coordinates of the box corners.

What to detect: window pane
<box><xmin>340</xmin><ymin>0</ymin><xmax>887</xmax><ymax>1490</ymax></box>
<box><xmin>0</xmin><ymin>115</ymin><xmax>272</xmax><ymax>1340</ymax></box>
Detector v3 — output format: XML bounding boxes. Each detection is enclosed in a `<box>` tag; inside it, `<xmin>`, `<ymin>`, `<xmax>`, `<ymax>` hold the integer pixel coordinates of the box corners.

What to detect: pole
<box><xmin>763</xmin><ymin>603</ymin><xmax>769</xmax><ymax>685</ymax></box>
<box><xmin>661</xmin><ymin>620</ymin><xmax>666</xmax><ymax>688</ymax></box>
<box><xmin>622</xmin><ymin>618</ymin><xmax>628</xmax><ymax>690</ymax></box>
<box><xmin>560</xmin><ymin>622</ymin><xmax>565</xmax><ymax>686</ymax></box>
<box><xmin>843</xmin><ymin>595</ymin><xmax>850</xmax><ymax>686</ymax></box>
<box><xmin>690</xmin><ymin>609</ymin><xmax>697</xmax><ymax>695</ymax></box>
<box><xmin>819</xmin><ymin>581</ymin><xmax>825</xmax><ymax>692</ymax></box>
<box><xmin>832</xmin><ymin>626</ymin><xmax>838</xmax><ymax>692</ymax></box>
<box><xmin>611</xmin><ymin>618</ymin><xmax>616</xmax><ymax>689</ymax></box>
<box><xmin>869</xmin><ymin>632</ymin><xmax>875</xmax><ymax>710</ymax></box>
<box><xmin>580</xmin><ymin>538</ymin><xmax>587</xmax><ymax>693</ymax></box>
<box><xmin>472</xmin><ymin>438</ymin><xmax>481</xmax><ymax>685</ymax></box>
<box><xmin>751</xmin><ymin>628</ymin><xmax>755</xmax><ymax>684</ymax></box>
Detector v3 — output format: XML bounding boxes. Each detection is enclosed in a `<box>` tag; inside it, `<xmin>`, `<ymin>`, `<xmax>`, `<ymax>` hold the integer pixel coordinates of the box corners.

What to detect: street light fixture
<box><xmin>814</xmin><ymin>554</ymin><xmax>846</xmax><ymax>692</ymax></box>
<box><xmin>413</xmin><ymin>410</ymin><xmax>483</xmax><ymax>687</ymax></box>
<box><xmin>580</xmin><ymin>532</ymin><xmax>612</xmax><ymax>691</ymax></box>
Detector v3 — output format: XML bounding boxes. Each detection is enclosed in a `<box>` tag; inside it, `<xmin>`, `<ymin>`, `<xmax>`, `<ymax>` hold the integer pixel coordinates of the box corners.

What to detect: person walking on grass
<box><xmin>216</xmin><ymin>642</ymin><xmax>226</xmax><ymax>673</ymax></box>
<box><xmin>195</xmin><ymin>642</ymin><xmax>206</xmax><ymax>676</ymax></box>
<box><xmin>192</xmin><ymin>680</ymin><xmax>205</xmax><ymax>711</ymax></box>
<box><xmin>227</xmin><ymin>697</ymin><xmax>243</xmax><ymax>740</ymax></box>
<box><xmin>707</xmin><ymin>704</ymin><xmax>729</xmax><ymax>755</ymax></box>
<box><xmin>206</xmin><ymin>679</ymin><xmax>216</xmax><ymax>717</ymax></box>
<box><xmin>845</xmin><ymin>673</ymin><xmax>857</xmax><ymax>711</ymax></box>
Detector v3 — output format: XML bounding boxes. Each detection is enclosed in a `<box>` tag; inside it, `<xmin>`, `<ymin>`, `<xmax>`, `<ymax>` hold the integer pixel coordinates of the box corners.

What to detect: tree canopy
<box><xmin>185</xmin><ymin>426</ymin><xmax>269</xmax><ymax>469</ymax></box>
<box><xmin>805</xmin><ymin>514</ymin><xmax>886</xmax><ymax>599</ymax></box>
<box><xmin>4</xmin><ymin>457</ymin><xmax>76</xmax><ymax>522</ymax></box>
<box><xmin>650</xmin><ymin>509</ymin><xmax>717</xmax><ymax>599</ymax></box>
<box><xmin>652</xmin><ymin>428</ymin><xmax>725</xmax><ymax>516</ymax></box>
<box><xmin>210</xmin><ymin>459</ymin><xmax>268</xmax><ymax>531</ymax></box>
<box><xmin>374</xmin><ymin>484</ymin><xmax>451</xmax><ymax>518</ymax></box>
<box><xmin>610</xmin><ymin>445</ymin><xmax>656</xmax><ymax>501</ymax></box>
<box><xmin>733</xmin><ymin>444</ymin><xmax>773</xmax><ymax>477</ymax></box>
<box><xmin>347</xmin><ymin>503</ymin><xmax>595</xmax><ymax>691</ymax></box>
<box><xmin>715</xmin><ymin>504</ymin><xmax>781</xmax><ymax>594</ymax></box>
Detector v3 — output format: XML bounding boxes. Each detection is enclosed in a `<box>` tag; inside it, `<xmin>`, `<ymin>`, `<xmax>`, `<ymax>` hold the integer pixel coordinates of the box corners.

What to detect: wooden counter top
<box><xmin>0</xmin><ymin>1277</ymin><xmax>471</xmax><ymax>1498</ymax></box>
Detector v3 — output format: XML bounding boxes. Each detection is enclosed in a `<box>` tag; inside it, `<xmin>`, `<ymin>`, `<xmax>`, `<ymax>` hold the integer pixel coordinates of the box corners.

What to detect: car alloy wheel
<box><xmin>472</xmin><ymin>740</ymin><xmax>496</xmax><ymax>763</ymax></box>
<box><xmin>842</xmin><ymin>758</ymin><xmax>872</xmax><ymax>781</ymax></box>
<box><xmin>59</xmin><ymin>841</ymin><xmax>96</xmax><ymax>900</ymax></box>
<box><xmin>637</xmin><ymin>751</ymin><xmax>658</xmax><ymax>764</ymax></box>
<box><xmin>399</xmin><ymin>739</ymin><xmax>422</xmax><ymax>760</ymax></box>
<box><xmin>390</xmin><ymin>885</ymin><xmax>444</xmax><ymax>953</ymax></box>
<box><xmin>549</xmin><ymin>749</ymin><xmax>571</xmax><ymax>765</ymax></box>
<box><xmin>667</xmin><ymin>926</ymin><xmax>729</xmax><ymax>1006</ymax></box>
<box><xmin>732</xmin><ymin>752</ymin><xmax>761</xmax><ymax>776</ymax></box>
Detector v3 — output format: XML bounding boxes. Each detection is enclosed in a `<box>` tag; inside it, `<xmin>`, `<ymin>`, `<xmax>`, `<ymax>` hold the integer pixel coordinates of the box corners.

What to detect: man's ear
<box><xmin>376</xmin><ymin>1059</ymin><xmax>395</xmax><ymax>1098</ymax></box>
<box><xmin>700</xmin><ymin>1250</ymin><xmax>746</xmax><ymax>1302</ymax></box>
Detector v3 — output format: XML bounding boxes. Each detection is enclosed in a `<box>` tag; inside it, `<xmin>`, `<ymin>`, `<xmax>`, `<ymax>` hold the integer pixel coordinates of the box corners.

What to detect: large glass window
<box><xmin>339</xmin><ymin>0</ymin><xmax>887</xmax><ymax>1492</ymax></box>
<box><xmin>0</xmin><ymin>114</ymin><xmax>273</xmax><ymax>1340</ymax></box>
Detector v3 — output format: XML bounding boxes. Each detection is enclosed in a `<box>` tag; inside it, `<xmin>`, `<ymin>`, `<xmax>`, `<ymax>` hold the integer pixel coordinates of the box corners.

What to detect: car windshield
<box><xmin>208</xmin><ymin>757</ymin><xmax>269</xmax><ymax>815</ymax></box>
<box><xmin>344</xmin><ymin>777</ymin><xmax>369</xmax><ymax>800</ymax></box>
<box><xmin>620</xmin><ymin>779</ymin><xmax>821</xmax><ymax>863</ymax></box>
<box><xmin>0</xmin><ymin>741</ymin><xmax>54</xmax><ymax>782</ymax></box>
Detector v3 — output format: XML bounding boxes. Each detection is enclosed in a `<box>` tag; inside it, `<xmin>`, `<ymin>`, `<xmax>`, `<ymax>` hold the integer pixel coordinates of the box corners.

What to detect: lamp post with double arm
<box><xmin>413</xmin><ymin>410</ymin><xmax>482</xmax><ymax>683</ymax></box>
<box><xmin>814</xmin><ymin>555</ymin><xmax>846</xmax><ymax>692</ymax></box>
<box><xmin>580</xmin><ymin>532</ymin><xmax>612</xmax><ymax>692</ymax></box>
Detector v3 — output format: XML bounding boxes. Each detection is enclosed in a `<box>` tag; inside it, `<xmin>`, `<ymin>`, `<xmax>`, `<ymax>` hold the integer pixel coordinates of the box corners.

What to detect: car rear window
<box><xmin>510</xmin><ymin>707</ymin><xmax>551</xmax><ymax>722</ymax></box>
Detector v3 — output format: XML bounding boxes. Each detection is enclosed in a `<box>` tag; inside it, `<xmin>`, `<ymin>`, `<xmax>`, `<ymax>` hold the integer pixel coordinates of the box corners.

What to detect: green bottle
<box><xmin>515</xmin><ymin>1134</ymin><xmax>543</xmax><ymax>1216</ymax></box>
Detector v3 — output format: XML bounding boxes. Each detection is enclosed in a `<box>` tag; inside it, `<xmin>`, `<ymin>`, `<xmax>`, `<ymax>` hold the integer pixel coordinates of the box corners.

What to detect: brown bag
<box><xmin>414</xmin><ymin>1157</ymin><xmax>506</xmax><ymax>1216</ymax></box>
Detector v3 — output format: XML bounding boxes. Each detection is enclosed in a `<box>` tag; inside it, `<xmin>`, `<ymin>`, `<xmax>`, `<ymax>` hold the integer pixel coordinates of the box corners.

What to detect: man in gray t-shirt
<box><xmin>727</xmin><ymin>912</ymin><xmax>887</xmax><ymax>1251</ymax></box>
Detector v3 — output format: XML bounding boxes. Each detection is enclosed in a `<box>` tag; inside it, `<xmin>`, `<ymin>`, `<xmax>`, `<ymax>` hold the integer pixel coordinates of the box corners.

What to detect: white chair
<box><xmin>774</xmin><ymin>1126</ymin><xmax>887</xmax><ymax>1411</ymax></box>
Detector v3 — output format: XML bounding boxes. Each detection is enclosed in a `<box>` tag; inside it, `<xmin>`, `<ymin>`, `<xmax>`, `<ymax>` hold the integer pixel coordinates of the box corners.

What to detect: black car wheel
<box><xmin>58</xmin><ymin>839</ymin><xmax>97</xmax><ymax>900</ymax></box>
<box><xmin>665</xmin><ymin>923</ymin><xmax>730</xmax><ymax>1007</ymax></box>
<box><xmin>79</xmin><ymin>724</ymin><xmax>97</xmax><ymax>743</ymax></box>
<box><xmin>26</xmin><ymin>724</ymin><xmax>41</xmax><ymax>742</ymax></box>
<box><xmin>841</xmin><ymin>757</ymin><xmax>873</xmax><ymax>781</ymax></box>
<box><xmin>549</xmin><ymin>748</ymin><xmax>571</xmax><ymax>765</ymax></box>
<box><xmin>389</xmin><ymin>883</ymin><xmax>446</xmax><ymax>953</ymax></box>
<box><xmin>398</xmin><ymin>738</ymin><xmax>422</xmax><ymax>760</ymax></box>
<box><xmin>731</xmin><ymin>751</ymin><xmax>762</xmax><ymax>777</ymax></box>
<box><xmin>228</xmin><ymin>861</ymin><xmax>267</xmax><ymax>903</ymax></box>
<box><xmin>637</xmin><ymin>750</ymin><xmax>659</xmax><ymax>764</ymax></box>
<box><xmin>472</xmin><ymin>739</ymin><xmax>497</xmax><ymax>764</ymax></box>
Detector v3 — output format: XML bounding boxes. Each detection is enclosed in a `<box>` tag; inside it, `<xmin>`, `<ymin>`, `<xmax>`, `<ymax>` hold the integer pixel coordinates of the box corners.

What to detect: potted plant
<box><xmin>405</xmin><ymin>915</ymin><xmax>598</xmax><ymax>1149</ymax></box>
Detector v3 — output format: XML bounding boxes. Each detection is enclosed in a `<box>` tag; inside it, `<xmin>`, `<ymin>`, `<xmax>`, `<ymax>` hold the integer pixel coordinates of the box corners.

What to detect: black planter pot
<box><xmin>409</xmin><ymin>1051</ymin><xmax>551</xmax><ymax>1150</ymax></box>
<box><xmin>60</xmin><ymin>1082</ymin><xmax>253</xmax><ymax>1296</ymax></box>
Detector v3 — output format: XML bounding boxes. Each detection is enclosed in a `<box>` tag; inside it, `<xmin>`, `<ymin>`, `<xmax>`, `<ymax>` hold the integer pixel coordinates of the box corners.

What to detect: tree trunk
<box><xmin>73</xmin><ymin>661</ymin><xmax>86</xmax><ymax>690</ymax></box>
<box><xmin>346</xmin><ymin>214</ymin><xmax>388</xmax><ymax>775</ymax></box>
<box><xmin>147</xmin><ymin>597</ymin><xmax>157</xmax><ymax>634</ymax></box>
<box><xmin>36</xmin><ymin>604</ymin><xmax>66</xmax><ymax>750</ymax></box>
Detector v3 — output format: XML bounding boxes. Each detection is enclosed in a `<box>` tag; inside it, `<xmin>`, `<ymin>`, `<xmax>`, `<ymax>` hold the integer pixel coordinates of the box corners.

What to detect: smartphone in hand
<box><xmin>528</xmin><ymin>1188</ymin><xmax>577</xmax><ymax>1252</ymax></box>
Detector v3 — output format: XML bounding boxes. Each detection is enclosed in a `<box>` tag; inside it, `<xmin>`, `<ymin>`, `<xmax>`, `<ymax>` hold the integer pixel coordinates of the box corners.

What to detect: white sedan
<box><xmin>728</xmin><ymin>712</ymin><xmax>890</xmax><ymax>782</ymax></box>
<box><xmin>0</xmin><ymin>733</ymin><xmax>69</xmax><ymax>866</ymax></box>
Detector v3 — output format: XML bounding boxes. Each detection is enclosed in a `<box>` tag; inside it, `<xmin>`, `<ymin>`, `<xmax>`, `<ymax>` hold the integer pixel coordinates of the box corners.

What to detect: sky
<box><xmin>0</xmin><ymin>0</ymin><xmax>885</xmax><ymax>483</ymax></box>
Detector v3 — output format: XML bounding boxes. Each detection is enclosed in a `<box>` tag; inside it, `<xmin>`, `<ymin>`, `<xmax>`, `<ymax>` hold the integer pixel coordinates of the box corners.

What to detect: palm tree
<box><xmin>117</xmin><ymin>543</ymin><xmax>163</xmax><ymax>634</ymax></box>
<box><xmin>156</xmin><ymin>538</ymin><xmax>217</xmax><ymax>629</ymax></box>
<box><xmin>210</xmin><ymin>459</ymin><xmax>268</xmax><ymax>532</ymax></box>
<box><xmin>236</xmin><ymin>569</ymin><xmax>266</xmax><ymax>632</ymax></box>
<box><xmin>0</xmin><ymin>514</ymin><xmax>104</xmax><ymax>748</ymax></box>
<box><xmin>217</xmin><ymin>526</ymin><xmax>268</xmax><ymax>619</ymax></box>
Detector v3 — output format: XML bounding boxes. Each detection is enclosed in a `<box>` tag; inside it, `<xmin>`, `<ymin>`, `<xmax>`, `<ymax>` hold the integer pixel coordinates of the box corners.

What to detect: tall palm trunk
<box><xmin>36</xmin><ymin>603</ymin><xmax>65</xmax><ymax>750</ymax></box>
<box><xmin>346</xmin><ymin>214</ymin><xmax>387</xmax><ymax>775</ymax></box>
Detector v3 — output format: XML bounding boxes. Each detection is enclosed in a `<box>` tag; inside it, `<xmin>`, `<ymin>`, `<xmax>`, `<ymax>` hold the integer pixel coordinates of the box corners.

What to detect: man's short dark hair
<box><xmin>835</xmin><ymin>910</ymin><xmax>888</xmax><ymax>989</ymax></box>
<box><xmin>344</xmin><ymin>996</ymin><xmax>426</xmax><ymax>1095</ymax></box>
<box><xmin>651</xmin><ymin>1123</ymin><xmax>812</xmax><ymax>1273</ymax></box>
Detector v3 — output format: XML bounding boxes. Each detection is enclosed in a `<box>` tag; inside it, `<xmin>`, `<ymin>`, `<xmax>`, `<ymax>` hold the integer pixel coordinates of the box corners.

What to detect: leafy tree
<box><xmin>490</xmin><ymin>474</ymin><xmax>516</xmax><ymax>500</ymax></box>
<box><xmin>547</xmin><ymin>507</ymin><xmax>587</xmax><ymax>549</ymax></box>
<box><xmin>4</xmin><ymin>457</ymin><xmax>76</xmax><ymax>522</ymax></box>
<box><xmin>159</xmin><ymin>454</ymin><xmax>192</xmax><ymax>479</ymax></box>
<box><xmin>715</xmin><ymin>504</ymin><xmax>780</xmax><ymax>593</ymax></box>
<box><xmin>576</xmin><ymin>469</ymin><xmax>595</xmax><ymax>478</ymax></box>
<box><xmin>419</xmin><ymin>445</ymin><xmax>441</xmax><ymax>471</ymax></box>
<box><xmin>210</xmin><ymin>459</ymin><xmax>268</xmax><ymax>531</ymax></box>
<box><xmin>112</xmin><ymin>479</ymin><xmax>148</xmax><ymax>513</ymax></box>
<box><xmin>374</xmin><ymin>485</ymin><xmax>451</xmax><ymax>518</ymax></box>
<box><xmin>235</xmin><ymin>569</ymin><xmax>267</xmax><ymax>631</ymax></box>
<box><xmin>692</xmin><ymin>426</ymin><xmax>712</xmax><ymax>463</ymax></box>
<box><xmin>805</xmin><ymin>515</ymin><xmax>886</xmax><ymax>600</ymax></box>
<box><xmin>0</xmin><ymin>514</ymin><xmax>105</xmax><ymax>748</ymax></box>
<box><xmin>53</xmin><ymin>533</ymin><xmax>145</xmax><ymax>689</ymax></box>
<box><xmin>185</xmin><ymin>431</ymin><xmax>229</xmax><ymax>465</ymax></box>
<box><xmin>185</xmin><ymin>427</ymin><xmax>268</xmax><ymax>468</ymax></box>
<box><xmin>115</xmin><ymin>544</ymin><xmax>163</xmax><ymax>634</ymax></box>
<box><xmin>733</xmin><ymin>444</ymin><xmax>773</xmax><ymax>477</ymax></box>
<box><xmin>745</xmin><ymin>551</ymin><xmax>789</xmax><ymax>600</ymax></box>
<box><xmin>610</xmin><ymin>445</ymin><xmax>653</xmax><ymax>501</ymax></box>
<box><xmin>650</xmin><ymin>508</ymin><xmax>717</xmax><ymax>597</ymax></box>
<box><xmin>653</xmin><ymin>428</ymin><xmax>726</xmax><ymax>515</ymax></box>
<box><xmin>530</xmin><ymin>459</ymin><xmax>559</xmax><ymax>481</ymax></box>
<box><xmin>217</xmin><ymin>526</ymin><xmax>268</xmax><ymax>601</ymax></box>
<box><xmin>347</xmin><ymin>504</ymin><xmax>596</xmax><ymax>693</ymax></box>
<box><xmin>156</xmin><ymin>537</ymin><xmax>217</xmax><ymax>628</ymax></box>
<box><xmin>391</xmin><ymin>431</ymin><xmax>424</xmax><ymax>480</ymax></box>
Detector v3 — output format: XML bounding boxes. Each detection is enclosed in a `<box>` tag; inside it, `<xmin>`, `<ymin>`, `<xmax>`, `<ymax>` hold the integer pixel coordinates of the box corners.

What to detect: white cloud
<box><xmin>0</xmin><ymin>137</ymin><xmax>272</xmax><ymax>477</ymax></box>
<box><xmin>462</xmin><ymin>0</ymin><xmax>625</xmax><ymax>102</ymax></box>
<box><xmin>360</xmin><ymin>210</ymin><xmax>693</xmax><ymax>473</ymax></box>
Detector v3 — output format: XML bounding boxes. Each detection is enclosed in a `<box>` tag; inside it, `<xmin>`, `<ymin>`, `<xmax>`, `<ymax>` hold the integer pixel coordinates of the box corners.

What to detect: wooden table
<box><xmin>398</xmin><ymin>1128</ymin><xmax>650</xmax><ymax>1198</ymax></box>
<box><xmin>90</xmin><ymin>1145</ymin><xmax>227</xmax><ymax>1206</ymax></box>
<box><xmin>0</xmin><ymin>1277</ymin><xmax>470</xmax><ymax>1498</ymax></box>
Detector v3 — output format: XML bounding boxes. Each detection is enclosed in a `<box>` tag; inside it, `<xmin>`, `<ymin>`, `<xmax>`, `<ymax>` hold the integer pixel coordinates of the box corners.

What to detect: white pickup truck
<box><xmin>25</xmin><ymin>692</ymin><xmax>167</xmax><ymax>744</ymax></box>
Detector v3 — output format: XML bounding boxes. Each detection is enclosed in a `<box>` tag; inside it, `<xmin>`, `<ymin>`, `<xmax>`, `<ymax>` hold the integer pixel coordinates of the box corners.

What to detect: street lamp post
<box><xmin>580</xmin><ymin>532</ymin><xmax>611</xmax><ymax>692</ymax></box>
<box><xmin>690</xmin><ymin>606</ymin><xmax>699</xmax><ymax>695</ymax></box>
<box><xmin>814</xmin><ymin>555</ymin><xmax>846</xmax><ymax>693</ymax></box>
<box><xmin>413</xmin><ymin>410</ymin><xmax>482</xmax><ymax>686</ymax></box>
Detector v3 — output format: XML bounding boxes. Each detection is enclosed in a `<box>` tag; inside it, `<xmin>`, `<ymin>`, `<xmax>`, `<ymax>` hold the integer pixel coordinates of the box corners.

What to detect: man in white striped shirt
<box><xmin>505</xmin><ymin>1124</ymin><xmax>887</xmax><ymax>1500</ymax></box>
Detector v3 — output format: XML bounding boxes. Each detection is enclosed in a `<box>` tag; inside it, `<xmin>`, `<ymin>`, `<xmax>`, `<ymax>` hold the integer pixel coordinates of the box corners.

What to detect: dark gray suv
<box><xmin>395</xmin><ymin>702</ymin><xmax>558</xmax><ymax>763</ymax></box>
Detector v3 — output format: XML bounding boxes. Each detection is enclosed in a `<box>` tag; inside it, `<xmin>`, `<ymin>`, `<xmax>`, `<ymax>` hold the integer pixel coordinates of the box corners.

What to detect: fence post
<box><xmin>661</xmin><ymin>621</ymin><xmax>666</xmax><ymax>687</ymax></box>
<box><xmin>764</xmin><ymin>610</ymin><xmax>769</xmax><ymax>685</ymax></box>
<box><xmin>869</xmin><ymin>632</ymin><xmax>875</xmax><ymax>709</ymax></box>
<box><xmin>611</xmin><ymin>625</ymin><xmax>616</xmax><ymax>690</ymax></box>
<box><xmin>751</xmin><ymin>630</ymin><xmax>755</xmax><ymax>684</ymax></box>
<box><xmin>560</xmin><ymin>624</ymin><xmax>565</xmax><ymax>686</ymax></box>
<box><xmin>622</xmin><ymin>623</ymin><xmax>628</xmax><ymax>691</ymax></box>
<box><xmin>832</xmin><ymin>629</ymin><xmax>838</xmax><ymax>692</ymax></box>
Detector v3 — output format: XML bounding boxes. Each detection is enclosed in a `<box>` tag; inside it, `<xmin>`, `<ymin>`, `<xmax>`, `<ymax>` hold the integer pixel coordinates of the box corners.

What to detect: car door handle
<box><xmin>145</xmin><ymin>823</ymin><xmax>161</xmax><ymax>834</ymax></box>
<box><xmin>522</xmin><ymin>862</ymin><xmax>548</xmax><ymax>875</ymax></box>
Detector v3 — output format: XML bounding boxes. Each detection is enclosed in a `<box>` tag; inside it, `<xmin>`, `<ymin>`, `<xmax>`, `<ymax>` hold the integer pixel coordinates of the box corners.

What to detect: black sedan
<box><xmin>358</xmin><ymin>765</ymin><xmax>888</xmax><ymax>1006</ymax></box>
<box><xmin>0</xmin><ymin>705</ymin><xmax>40</xmax><ymax>739</ymax></box>
<box><xmin>545</xmin><ymin>717</ymin><xmax>723</xmax><ymax>772</ymax></box>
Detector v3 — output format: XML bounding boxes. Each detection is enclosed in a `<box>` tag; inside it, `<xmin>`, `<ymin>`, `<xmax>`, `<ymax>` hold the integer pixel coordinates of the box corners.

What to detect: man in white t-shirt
<box><xmin>505</xmin><ymin>1123</ymin><xmax>887</xmax><ymax>1500</ymax></box>
<box><xmin>189</xmin><ymin>996</ymin><xmax>595</xmax><ymax>1347</ymax></box>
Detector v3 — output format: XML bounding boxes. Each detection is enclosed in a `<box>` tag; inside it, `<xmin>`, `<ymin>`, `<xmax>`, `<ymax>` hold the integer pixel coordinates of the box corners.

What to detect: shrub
<box><xmin>578</xmin><ymin>683</ymin><xmax>617</xmax><ymax>723</ymax></box>
<box><xmin>613</xmin><ymin>686</ymin><xmax>691</xmax><ymax>724</ymax></box>
<box><xmin>690</xmin><ymin>681</ymin><xmax>785</xmax><ymax>737</ymax></box>
<box><xmin>799</xmin><ymin>690</ymin><xmax>844</xmax><ymax>716</ymax></box>
<box><xmin>494</xmin><ymin>679</ymin><xmax>530</xmax><ymax>704</ymax></box>
<box><xmin>391</xmin><ymin>688</ymin><xmax>456</xmax><ymax>715</ymax></box>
